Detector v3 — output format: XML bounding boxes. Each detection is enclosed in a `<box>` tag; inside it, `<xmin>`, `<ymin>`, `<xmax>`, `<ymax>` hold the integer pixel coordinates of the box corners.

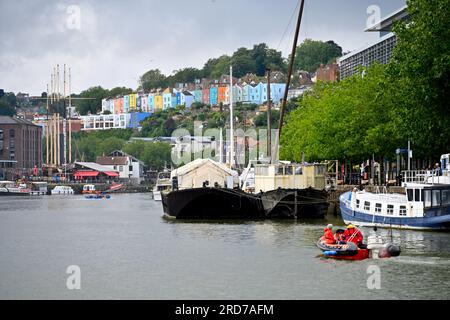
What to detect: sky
<box><xmin>0</xmin><ymin>0</ymin><xmax>406</xmax><ymax>96</ymax></box>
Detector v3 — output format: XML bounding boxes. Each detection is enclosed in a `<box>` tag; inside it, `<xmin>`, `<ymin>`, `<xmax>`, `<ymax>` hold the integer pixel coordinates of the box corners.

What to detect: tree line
<box><xmin>281</xmin><ymin>0</ymin><xmax>450</xmax><ymax>164</ymax></box>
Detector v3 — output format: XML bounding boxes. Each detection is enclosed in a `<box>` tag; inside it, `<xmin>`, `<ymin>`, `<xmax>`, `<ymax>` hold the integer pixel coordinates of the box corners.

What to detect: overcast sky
<box><xmin>0</xmin><ymin>0</ymin><xmax>406</xmax><ymax>96</ymax></box>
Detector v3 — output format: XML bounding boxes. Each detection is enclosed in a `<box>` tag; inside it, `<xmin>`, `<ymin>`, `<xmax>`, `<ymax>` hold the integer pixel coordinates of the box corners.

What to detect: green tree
<box><xmin>140</xmin><ymin>69</ymin><xmax>168</xmax><ymax>91</ymax></box>
<box><xmin>293</xmin><ymin>39</ymin><xmax>342</xmax><ymax>72</ymax></box>
<box><xmin>388</xmin><ymin>0</ymin><xmax>450</xmax><ymax>158</ymax></box>
<box><xmin>75</xmin><ymin>86</ymin><xmax>108</xmax><ymax>115</ymax></box>
<box><xmin>108</xmin><ymin>87</ymin><xmax>133</xmax><ymax>98</ymax></box>
<box><xmin>123</xmin><ymin>141</ymin><xmax>172</xmax><ymax>170</ymax></box>
<box><xmin>0</xmin><ymin>98</ymin><xmax>16</xmax><ymax>116</ymax></box>
<box><xmin>281</xmin><ymin>64</ymin><xmax>399</xmax><ymax>162</ymax></box>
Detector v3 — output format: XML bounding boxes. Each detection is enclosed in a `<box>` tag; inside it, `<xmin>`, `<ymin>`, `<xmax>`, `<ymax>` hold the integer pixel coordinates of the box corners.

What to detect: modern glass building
<box><xmin>338</xmin><ymin>6</ymin><xmax>409</xmax><ymax>80</ymax></box>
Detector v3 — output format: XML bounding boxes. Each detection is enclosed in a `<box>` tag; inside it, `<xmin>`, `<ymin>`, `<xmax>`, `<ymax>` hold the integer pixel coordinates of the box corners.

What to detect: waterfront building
<box><xmin>136</xmin><ymin>94</ymin><xmax>141</xmax><ymax>111</ymax></box>
<box><xmin>114</xmin><ymin>97</ymin><xmax>124</xmax><ymax>114</ymax></box>
<box><xmin>338</xmin><ymin>5</ymin><xmax>408</xmax><ymax>79</ymax></box>
<box><xmin>96</xmin><ymin>150</ymin><xmax>144</xmax><ymax>184</ymax></box>
<box><xmin>0</xmin><ymin>116</ymin><xmax>43</xmax><ymax>179</ymax></box>
<box><xmin>73</xmin><ymin>162</ymin><xmax>119</xmax><ymax>182</ymax></box>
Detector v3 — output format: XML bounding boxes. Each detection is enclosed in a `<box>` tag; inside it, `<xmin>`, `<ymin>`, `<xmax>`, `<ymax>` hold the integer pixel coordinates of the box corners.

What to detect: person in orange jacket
<box><xmin>323</xmin><ymin>224</ymin><xmax>336</xmax><ymax>244</ymax></box>
<box><xmin>343</xmin><ymin>224</ymin><xmax>364</xmax><ymax>247</ymax></box>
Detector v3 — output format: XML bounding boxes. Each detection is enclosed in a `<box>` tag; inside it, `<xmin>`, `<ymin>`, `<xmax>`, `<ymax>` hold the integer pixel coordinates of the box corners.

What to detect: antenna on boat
<box><xmin>272</xmin><ymin>0</ymin><xmax>305</xmax><ymax>164</ymax></box>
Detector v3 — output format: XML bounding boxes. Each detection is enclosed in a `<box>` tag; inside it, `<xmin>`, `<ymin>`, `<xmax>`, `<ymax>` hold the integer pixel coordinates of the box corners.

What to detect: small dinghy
<box><xmin>84</xmin><ymin>194</ymin><xmax>111</xmax><ymax>200</ymax></box>
<box><xmin>317</xmin><ymin>229</ymin><xmax>401</xmax><ymax>261</ymax></box>
<box><xmin>317</xmin><ymin>237</ymin><xmax>369</xmax><ymax>260</ymax></box>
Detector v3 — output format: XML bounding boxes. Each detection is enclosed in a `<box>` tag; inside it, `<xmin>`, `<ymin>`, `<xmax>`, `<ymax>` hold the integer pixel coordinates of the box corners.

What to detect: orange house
<box><xmin>114</xmin><ymin>97</ymin><xmax>124</xmax><ymax>114</ymax></box>
<box><xmin>217</xmin><ymin>85</ymin><xmax>227</xmax><ymax>105</ymax></box>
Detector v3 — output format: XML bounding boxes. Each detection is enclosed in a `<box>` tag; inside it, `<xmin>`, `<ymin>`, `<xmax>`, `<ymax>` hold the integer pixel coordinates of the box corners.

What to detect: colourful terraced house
<box><xmin>202</xmin><ymin>88</ymin><xmax>210</xmax><ymax>105</ymax></box>
<box><xmin>163</xmin><ymin>88</ymin><xmax>177</xmax><ymax>110</ymax></box>
<box><xmin>129</xmin><ymin>93</ymin><xmax>137</xmax><ymax>111</ymax></box>
<box><xmin>123</xmin><ymin>95</ymin><xmax>130</xmax><ymax>112</ymax></box>
<box><xmin>148</xmin><ymin>93</ymin><xmax>155</xmax><ymax>113</ymax></box>
<box><xmin>154</xmin><ymin>93</ymin><xmax>163</xmax><ymax>111</ymax></box>
<box><xmin>192</xmin><ymin>89</ymin><xmax>202</xmax><ymax>103</ymax></box>
<box><xmin>141</xmin><ymin>95</ymin><xmax>148</xmax><ymax>112</ymax></box>
<box><xmin>217</xmin><ymin>85</ymin><xmax>227</xmax><ymax>105</ymax></box>
<box><xmin>183</xmin><ymin>91</ymin><xmax>194</xmax><ymax>108</ymax></box>
<box><xmin>269</xmin><ymin>83</ymin><xmax>286</xmax><ymax>105</ymax></box>
<box><xmin>209</xmin><ymin>86</ymin><xmax>218</xmax><ymax>106</ymax></box>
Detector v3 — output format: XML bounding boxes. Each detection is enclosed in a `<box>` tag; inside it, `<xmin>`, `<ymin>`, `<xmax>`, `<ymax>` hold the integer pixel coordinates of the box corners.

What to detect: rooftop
<box><xmin>365</xmin><ymin>5</ymin><xmax>409</xmax><ymax>32</ymax></box>
<box><xmin>0</xmin><ymin>116</ymin><xmax>39</xmax><ymax>126</ymax></box>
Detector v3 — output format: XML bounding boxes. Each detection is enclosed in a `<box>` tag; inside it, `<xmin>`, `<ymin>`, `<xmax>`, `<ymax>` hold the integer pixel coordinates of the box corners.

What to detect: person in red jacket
<box><xmin>343</xmin><ymin>224</ymin><xmax>364</xmax><ymax>247</ymax></box>
<box><xmin>323</xmin><ymin>224</ymin><xmax>336</xmax><ymax>244</ymax></box>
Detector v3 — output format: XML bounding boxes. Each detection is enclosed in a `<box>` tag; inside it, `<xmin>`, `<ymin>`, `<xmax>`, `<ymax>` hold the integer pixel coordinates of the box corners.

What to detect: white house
<box><xmin>96</xmin><ymin>150</ymin><xmax>145</xmax><ymax>184</ymax></box>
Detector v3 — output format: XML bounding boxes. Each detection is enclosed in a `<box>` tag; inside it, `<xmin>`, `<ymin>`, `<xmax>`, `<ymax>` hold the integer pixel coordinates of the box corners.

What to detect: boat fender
<box><xmin>324</xmin><ymin>251</ymin><xmax>338</xmax><ymax>256</ymax></box>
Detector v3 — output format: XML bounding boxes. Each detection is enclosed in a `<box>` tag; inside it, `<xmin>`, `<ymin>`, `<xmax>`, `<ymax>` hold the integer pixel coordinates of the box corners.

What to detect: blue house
<box><xmin>270</xmin><ymin>83</ymin><xmax>286</xmax><ymax>106</ymax></box>
<box><xmin>148</xmin><ymin>93</ymin><xmax>155</xmax><ymax>113</ymax></box>
<box><xmin>163</xmin><ymin>88</ymin><xmax>176</xmax><ymax>110</ymax></box>
<box><xmin>123</xmin><ymin>95</ymin><xmax>130</xmax><ymax>112</ymax></box>
<box><xmin>209</xmin><ymin>86</ymin><xmax>218</xmax><ymax>106</ymax></box>
<box><xmin>183</xmin><ymin>91</ymin><xmax>194</xmax><ymax>108</ymax></box>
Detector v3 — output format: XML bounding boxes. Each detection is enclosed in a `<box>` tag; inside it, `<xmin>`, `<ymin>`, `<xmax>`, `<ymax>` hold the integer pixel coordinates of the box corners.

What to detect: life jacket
<box><xmin>344</xmin><ymin>228</ymin><xmax>363</xmax><ymax>244</ymax></box>
<box><xmin>323</xmin><ymin>228</ymin><xmax>335</xmax><ymax>244</ymax></box>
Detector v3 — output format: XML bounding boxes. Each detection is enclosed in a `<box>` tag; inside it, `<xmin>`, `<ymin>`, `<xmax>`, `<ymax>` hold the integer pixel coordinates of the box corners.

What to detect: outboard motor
<box><xmin>377</xmin><ymin>243</ymin><xmax>401</xmax><ymax>258</ymax></box>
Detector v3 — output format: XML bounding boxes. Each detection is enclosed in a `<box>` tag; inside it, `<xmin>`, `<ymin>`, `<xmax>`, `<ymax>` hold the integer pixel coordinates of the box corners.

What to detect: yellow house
<box><xmin>154</xmin><ymin>94</ymin><xmax>163</xmax><ymax>111</ymax></box>
<box><xmin>129</xmin><ymin>93</ymin><xmax>137</xmax><ymax>111</ymax></box>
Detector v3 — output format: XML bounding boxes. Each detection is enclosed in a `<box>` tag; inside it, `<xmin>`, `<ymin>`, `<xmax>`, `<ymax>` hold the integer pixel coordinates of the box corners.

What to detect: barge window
<box><xmin>356</xmin><ymin>199</ymin><xmax>360</xmax><ymax>209</ymax></box>
<box><xmin>387</xmin><ymin>204</ymin><xmax>394</xmax><ymax>215</ymax></box>
<box><xmin>407</xmin><ymin>189</ymin><xmax>413</xmax><ymax>202</ymax></box>
<box><xmin>364</xmin><ymin>201</ymin><xmax>370</xmax><ymax>211</ymax></box>
<box><xmin>375</xmin><ymin>203</ymin><xmax>382</xmax><ymax>213</ymax></box>
<box><xmin>432</xmin><ymin>190</ymin><xmax>441</xmax><ymax>206</ymax></box>
<box><xmin>415</xmin><ymin>189</ymin><xmax>420</xmax><ymax>202</ymax></box>
<box><xmin>442</xmin><ymin>190</ymin><xmax>450</xmax><ymax>205</ymax></box>
<box><xmin>424</xmin><ymin>190</ymin><xmax>432</xmax><ymax>207</ymax></box>
<box><xmin>399</xmin><ymin>205</ymin><xmax>407</xmax><ymax>216</ymax></box>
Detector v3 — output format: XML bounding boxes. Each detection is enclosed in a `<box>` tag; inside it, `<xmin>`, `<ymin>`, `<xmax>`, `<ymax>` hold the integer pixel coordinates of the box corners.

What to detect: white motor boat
<box><xmin>51</xmin><ymin>185</ymin><xmax>74</xmax><ymax>195</ymax></box>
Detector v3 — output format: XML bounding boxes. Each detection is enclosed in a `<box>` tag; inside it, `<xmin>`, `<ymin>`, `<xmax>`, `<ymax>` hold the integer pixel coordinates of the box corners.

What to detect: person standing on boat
<box><xmin>323</xmin><ymin>224</ymin><xmax>335</xmax><ymax>244</ymax></box>
<box><xmin>343</xmin><ymin>224</ymin><xmax>363</xmax><ymax>247</ymax></box>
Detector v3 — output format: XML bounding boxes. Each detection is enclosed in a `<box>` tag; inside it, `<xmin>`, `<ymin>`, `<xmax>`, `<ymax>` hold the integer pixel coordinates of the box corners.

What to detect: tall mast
<box><xmin>267</xmin><ymin>68</ymin><xmax>272</xmax><ymax>162</ymax></box>
<box><xmin>68</xmin><ymin>67</ymin><xmax>72</xmax><ymax>163</ymax></box>
<box><xmin>56</xmin><ymin>64</ymin><xmax>60</xmax><ymax>102</ymax></box>
<box><xmin>229</xmin><ymin>65</ymin><xmax>234</xmax><ymax>168</ymax></box>
<box><xmin>63</xmin><ymin>64</ymin><xmax>67</xmax><ymax>164</ymax></box>
<box><xmin>274</xmin><ymin>0</ymin><xmax>305</xmax><ymax>163</ymax></box>
<box><xmin>46</xmin><ymin>84</ymin><xmax>49</xmax><ymax>165</ymax></box>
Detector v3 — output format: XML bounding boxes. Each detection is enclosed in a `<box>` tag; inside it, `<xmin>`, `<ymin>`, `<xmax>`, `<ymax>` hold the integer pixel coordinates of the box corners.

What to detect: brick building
<box><xmin>0</xmin><ymin>116</ymin><xmax>42</xmax><ymax>179</ymax></box>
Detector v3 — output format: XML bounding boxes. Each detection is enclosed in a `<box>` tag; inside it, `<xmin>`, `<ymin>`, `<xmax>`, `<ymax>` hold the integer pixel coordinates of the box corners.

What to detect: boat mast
<box><xmin>229</xmin><ymin>65</ymin><xmax>234</xmax><ymax>168</ymax></box>
<box><xmin>267</xmin><ymin>68</ymin><xmax>271</xmax><ymax>162</ymax></box>
<box><xmin>273</xmin><ymin>0</ymin><xmax>305</xmax><ymax>164</ymax></box>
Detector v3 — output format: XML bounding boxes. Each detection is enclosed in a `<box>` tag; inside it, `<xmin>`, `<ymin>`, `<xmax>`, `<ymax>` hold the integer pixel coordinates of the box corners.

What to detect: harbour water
<box><xmin>0</xmin><ymin>193</ymin><xmax>449</xmax><ymax>300</ymax></box>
